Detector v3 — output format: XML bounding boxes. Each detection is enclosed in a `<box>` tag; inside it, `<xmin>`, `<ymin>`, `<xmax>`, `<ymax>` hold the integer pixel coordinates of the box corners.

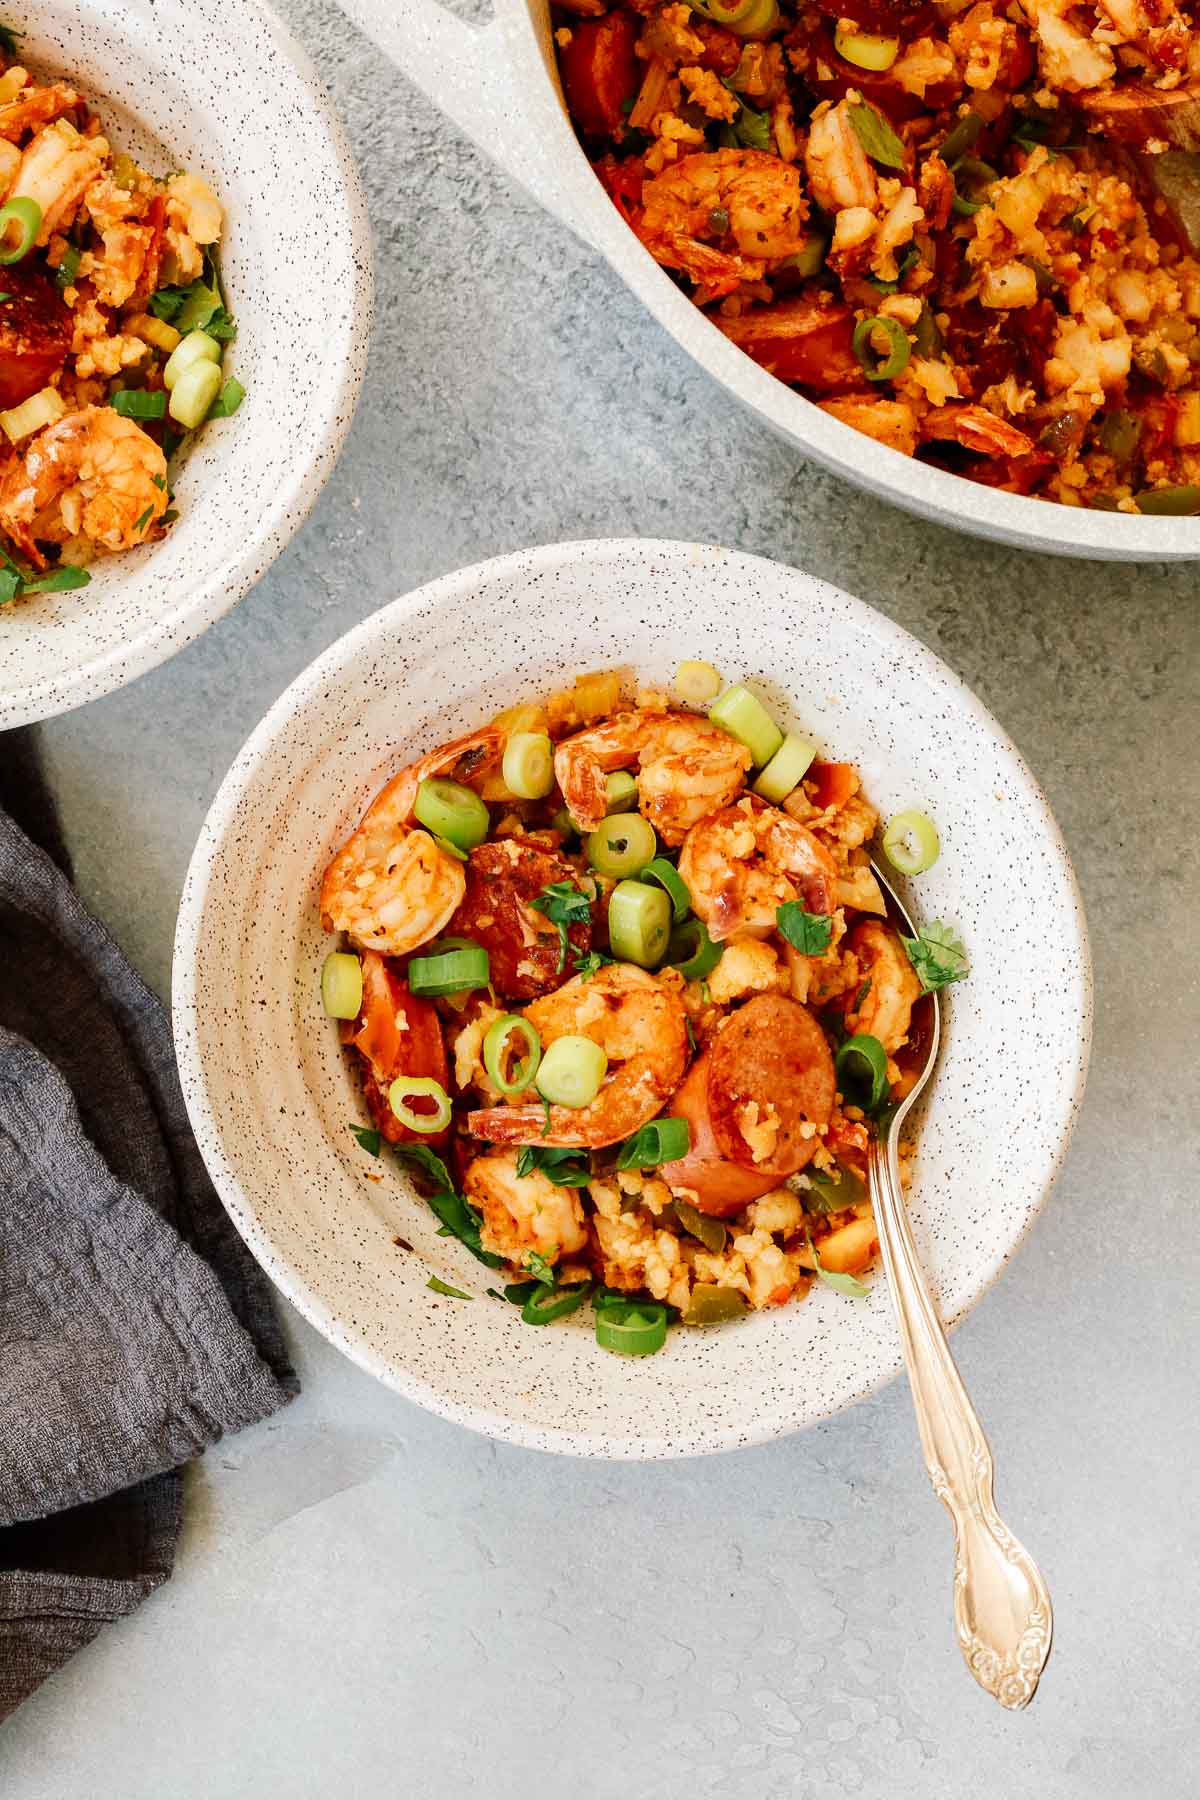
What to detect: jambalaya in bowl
<box><xmin>319</xmin><ymin>662</ymin><xmax>963</xmax><ymax>1359</ymax></box>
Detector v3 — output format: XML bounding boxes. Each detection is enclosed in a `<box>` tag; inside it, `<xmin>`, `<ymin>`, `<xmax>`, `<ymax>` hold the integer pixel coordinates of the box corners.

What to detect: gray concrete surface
<box><xmin>4</xmin><ymin>1</ymin><xmax>1198</xmax><ymax>1793</ymax></box>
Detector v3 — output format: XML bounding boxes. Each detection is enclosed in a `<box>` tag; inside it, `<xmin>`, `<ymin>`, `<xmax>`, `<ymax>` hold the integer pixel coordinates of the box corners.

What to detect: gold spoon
<box><xmin>863</xmin><ymin>861</ymin><xmax>1054</xmax><ymax>1710</ymax></box>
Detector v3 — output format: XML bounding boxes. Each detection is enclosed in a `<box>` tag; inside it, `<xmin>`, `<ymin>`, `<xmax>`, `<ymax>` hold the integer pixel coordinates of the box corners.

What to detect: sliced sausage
<box><xmin>559</xmin><ymin>12</ymin><xmax>640</xmax><ymax>139</ymax></box>
<box><xmin>715</xmin><ymin>301</ymin><xmax>860</xmax><ymax>391</ymax></box>
<box><xmin>659</xmin><ymin>1053</ymin><xmax>781</xmax><ymax>1218</ymax></box>
<box><xmin>1081</xmin><ymin>82</ymin><xmax>1200</xmax><ymax>153</ymax></box>
<box><xmin>707</xmin><ymin>994</ymin><xmax>835</xmax><ymax>1177</ymax></box>
<box><xmin>0</xmin><ymin>261</ymin><xmax>71</xmax><ymax>410</ymax></box>
<box><xmin>447</xmin><ymin>838</ymin><xmax>591</xmax><ymax>1001</ymax></box>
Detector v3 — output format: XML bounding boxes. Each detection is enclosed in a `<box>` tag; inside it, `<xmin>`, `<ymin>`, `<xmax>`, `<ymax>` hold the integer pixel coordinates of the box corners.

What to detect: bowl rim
<box><xmin>0</xmin><ymin>0</ymin><xmax>374</xmax><ymax>729</ymax></box>
<box><xmin>496</xmin><ymin>0</ymin><xmax>1200</xmax><ymax>563</ymax></box>
<box><xmin>173</xmin><ymin>537</ymin><xmax>1094</xmax><ymax>1459</ymax></box>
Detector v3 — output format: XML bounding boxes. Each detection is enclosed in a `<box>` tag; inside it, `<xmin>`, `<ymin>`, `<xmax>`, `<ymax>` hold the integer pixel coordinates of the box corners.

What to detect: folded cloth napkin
<box><xmin>0</xmin><ymin>729</ymin><xmax>298</xmax><ymax>1721</ymax></box>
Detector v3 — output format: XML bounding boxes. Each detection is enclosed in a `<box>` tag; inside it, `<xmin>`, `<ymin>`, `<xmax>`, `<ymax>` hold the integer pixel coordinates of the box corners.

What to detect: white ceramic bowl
<box><xmin>0</xmin><ymin>0</ymin><xmax>372</xmax><ymax>729</ymax></box>
<box><xmin>174</xmin><ymin>539</ymin><xmax>1092</xmax><ymax>1459</ymax></box>
<box><xmin>341</xmin><ymin>0</ymin><xmax>1197</xmax><ymax>563</ymax></box>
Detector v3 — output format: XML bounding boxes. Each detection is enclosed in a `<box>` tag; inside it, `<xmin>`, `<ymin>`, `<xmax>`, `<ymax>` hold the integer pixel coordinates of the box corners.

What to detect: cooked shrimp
<box><xmin>468</xmin><ymin>964</ymin><xmax>689</xmax><ymax>1148</ymax></box>
<box><xmin>0</xmin><ymin>405</ymin><xmax>167</xmax><ymax>563</ymax></box>
<box><xmin>637</xmin><ymin>148</ymin><xmax>808</xmax><ymax>293</ymax></box>
<box><xmin>320</xmin><ymin>727</ymin><xmax>504</xmax><ymax>956</ymax></box>
<box><xmin>804</xmin><ymin>98</ymin><xmax>880</xmax><ymax>214</ymax></box>
<box><xmin>465</xmin><ymin>1149</ymin><xmax>589</xmax><ymax>1268</ymax></box>
<box><xmin>10</xmin><ymin>117</ymin><xmax>107</xmax><ymax>245</ymax></box>
<box><xmin>679</xmin><ymin>793</ymin><xmax>838</xmax><ymax>941</ymax></box>
<box><xmin>919</xmin><ymin>404</ymin><xmax>1036</xmax><ymax>459</ymax></box>
<box><xmin>843</xmin><ymin>920</ymin><xmax>921</xmax><ymax>1054</ymax></box>
<box><xmin>0</xmin><ymin>80</ymin><xmax>79</xmax><ymax>145</ymax></box>
<box><xmin>554</xmin><ymin>709</ymin><xmax>751</xmax><ymax>845</ymax></box>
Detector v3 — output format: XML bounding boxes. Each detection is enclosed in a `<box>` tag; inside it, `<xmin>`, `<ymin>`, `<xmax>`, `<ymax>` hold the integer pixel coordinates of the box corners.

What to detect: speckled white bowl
<box><xmin>0</xmin><ymin>0</ymin><xmax>372</xmax><ymax>728</ymax></box>
<box><xmin>173</xmin><ymin>539</ymin><xmax>1092</xmax><ymax>1459</ymax></box>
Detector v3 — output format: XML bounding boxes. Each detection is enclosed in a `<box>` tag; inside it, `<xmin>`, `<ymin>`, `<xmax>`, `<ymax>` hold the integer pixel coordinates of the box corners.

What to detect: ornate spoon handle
<box><xmin>868</xmin><ymin>1135</ymin><xmax>1053</xmax><ymax>1709</ymax></box>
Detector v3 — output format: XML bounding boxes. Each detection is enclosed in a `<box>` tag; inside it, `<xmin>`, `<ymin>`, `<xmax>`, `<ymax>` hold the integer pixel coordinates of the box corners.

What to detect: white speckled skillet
<box><xmin>174</xmin><ymin>540</ymin><xmax>1092</xmax><ymax>1459</ymax></box>
<box><xmin>340</xmin><ymin>0</ymin><xmax>1197</xmax><ymax>563</ymax></box>
<box><xmin>0</xmin><ymin>0</ymin><xmax>372</xmax><ymax>728</ymax></box>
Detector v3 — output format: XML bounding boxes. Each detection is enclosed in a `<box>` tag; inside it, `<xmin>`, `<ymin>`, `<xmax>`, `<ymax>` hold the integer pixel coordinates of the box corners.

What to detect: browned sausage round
<box><xmin>660</xmin><ymin>1053</ymin><xmax>781</xmax><ymax>1218</ymax></box>
<box><xmin>0</xmin><ymin>262</ymin><xmax>72</xmax><ymax>411</ymax></box>
<box><xmin>447</xmin><ymin>838</ymin><xmax>591</xmax><ymax>1001</ymax></box>
<box><xmin>707</xmin><ymin>994</ymin><xmax>835</xmax><ymax>1177</ymax></box>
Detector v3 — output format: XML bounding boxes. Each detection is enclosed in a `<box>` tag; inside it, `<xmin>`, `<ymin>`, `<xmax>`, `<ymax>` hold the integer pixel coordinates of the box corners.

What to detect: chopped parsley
<box><xmin>573</xmin><ymin>948</ymin><xmax>613</xmax><ymax>979</ymax></box>
<box><xmin>806</xmin><ymin>1230</ymin><xmax>870</xmax><ymax>1299</ymax></box>
<box><xmin>524</xmin><ymin>1249</ymin><xmax>557</xmax><ymax>1289</ymax></box>
<box><xmin>392</xmin><ymin>1142</ymin><xmax>504</xmax><ymax>1269</ymax></box>
<box><xmin>900</xmin><ymin>920</ymin><xmax>969</xmax><ymax>993</ymax></box>
<box><xmin>349</xmin><ymin>1124</ymin><xmax>382</xmax><ymax>1156</ymax></box>
<box><xmin>516</xmin><ymin>1145</ymin><xmax>590</xmax><ymax>1186</ymax></box>
<box><xmin>133</xmin><ymin>505</ymin><xmax>155</xmax><ymax>534</ymax></box>
<box><xmin>540</xmin><ymin>1095</ymin><xmax>553</xmax><ymax>1137</ymax></box>
<box><xmin>530</xmin><ymin>879</ymin><xmax>592</xmax><ymax>972</ymax></box>
<box><xmin>852</xmin><ymin>977</ymin><xmax>872</xmax><ymax>1013</ymax></box>
<box><xmin>427</xmin><ymin>1275</ymin><xmax>472</xmax><ymax>1300</ymax></box>
<box><xmin>775</xmin><ymin>902</ymin><xmax>834</xmax><ymax>956</ymax></box>
<box><xmin>0</xmin><ymin>22</ymin><xmax>22</xmax><ymax>57</ymax></box>
<box><xmin>848</xmin><ymin>102</ymin><xmax>906</xmax><ymax>172</ymax></box>
<box><xmin>721</xmin><ymin>96</ymin><xmax>771</xmax><ymax>153</ymax></box>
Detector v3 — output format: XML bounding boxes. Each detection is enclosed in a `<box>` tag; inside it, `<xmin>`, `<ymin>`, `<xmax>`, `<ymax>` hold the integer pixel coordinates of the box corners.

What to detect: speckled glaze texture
<box><xmin>173</xmin><ymin>539</ymin><xmax>1092</xmax><ymax>1459</ymax></box>
<box><xmin>342</xmin><ymin>0</ymin><xmax>1197</xmax><ymax>563</ymax></box>
<box><xmin>0</xmin><ymin>0</ymin><xmax>372</xmax><ymax>729</ymax></box>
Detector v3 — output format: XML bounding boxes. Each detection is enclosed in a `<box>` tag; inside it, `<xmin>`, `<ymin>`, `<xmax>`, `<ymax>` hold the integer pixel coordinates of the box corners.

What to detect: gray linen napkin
<box><xmin>0</xmin><ymin>730</ymin><xmax>298</xmax><ymax>1720</ymax></box>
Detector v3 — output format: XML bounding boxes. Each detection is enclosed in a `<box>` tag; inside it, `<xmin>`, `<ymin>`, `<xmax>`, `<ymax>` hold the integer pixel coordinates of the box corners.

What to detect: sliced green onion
<box><xmin>785</xmin><ymin>232</ymin><xmax>827</xmax><ymax>278</ymax></box>
<box><xmin>708</xmin><ymin>685</ymin><xmax>783</xmax><ymax>767</ymax></box>
<box><xmin>168</xmin><ymin>359</ymin><xmax>222</xmax><ymax>430</ymax></box>
<box><xmin>616</xmin><ymin>1116</ymin><xmax>690</xmax><ymax>1169</ymax></box>
<box><xmin>674</xmin><ymin>658</ymin><xmax>723</xmax><ymax>705</ymax></box>
<box><xmin>666</xmin><ymin>916</ymin><xmax>723</xmax><ymax>981</ymax></box>
<box><xmin>521</xmin><ymin>1281</ymin><xmax>593</xmax><ymax>1324</ymax></box>
<box><xmin>681</xmin><ymin>1283</ymin><xmax>746</xmax><ymax>1324</ymax></box>
<box><xmin>639</xmin><ymin>856</ymin><xmax>691</xmax><ymax>923</ymax></box>
<box><xmin>753</xmin><ymin>732</ymin><xmax>816</xmax><ymax>803</ymax></box>
<box><xmin>736</xmin><ymin>0</ymin><xmax>779</xmax><ymax>32</ymax></box>
<box><xmin>608</xmin><ymin>878</ymin><xmax>671</xmax><ymax>967</ymax></box>
<box><xmin>0</xmin><ymin>197</ymin><xmax>41</xmax><ymax>264</ymax></box>
<box><xmin>321</xmin><ymin>950</ymin><xmax>363</xmax><ymax>1019</ymax></box>
<box><xmin>595</xmin><ymin>1300</ymin><xmax>668</xmax><ymax>1356</ymax></box>
<box><xmin>536</xmin><ymin>1034</ymin><xmax>607</xmax><ymax>1107</ymax></box>
<box><xmin>938</xmin><ymin>111</ymin><xmax>984</xmax><ymax>167</ymax></box>
<box><xmin>882</xmin><ymin>809</ymin><xmax>940</xmax><ymax>876</ymax></box>
<box><xmin>604</xmin><ymin>770</ymin><xmax>639</xmax><ymax>814</ymax></box>
<box><xmin>834</xmin><ymin>23</ymin><xmax>899</xmax><ymax>70</ymax></box>
<box><xmin>388</xmin><ymin>1076</ymin><xmax>452</xmax><ymax>1134</ymax></box>
<box><xmin>433</xmin><ymin>833</ymin><xmax>468</xmax><ymax>862</ymax></box>
<box><xmin>951</xmin><ymin>156</ymin><xmax>999</xmax><ymax>217</ymax></box>
<box><xmin>1135</xmin><ymin>484</ymin><xmax>1200</xmax><ymax>516</ymax></box>
<box><xmin>585</xmin><ymin>813</ymin><xmax>656</xmax><ymax>879</ymax></box>
<box><xmin>111</xmin><ymin>388</ymin><xmax>166</xmax><ymax>421</ymax></box>
<box><xmin>413</xmin><ymin>776</ymin><xmax>489</xmax><ymax>850</ymax></box>
<box><xmin>502</xmin><ymin>730</ymin><xmax>554</xmax><ymax>800</ymax></box>
<box><xmin>163</xmin><ymin>329</ymin><xmax>220</xmax><ymax>392</ymax></box>
<box><xmin>408</xmin><ymin>943</ymin><xmax>490</xmax><ymax>996</ymax></box>
<box><xmin>852</xmin><ymin>315</ymin><xmax>911</xmax><ymax>383</ymax></box>
<box><xmin>673</xmin><ymin>1199</ymin><xmax>726</xmax><ymax>1253</ymax></box>
<box><xmin>551</xmin><ymin>806</ymin><xmax>577</xmax><ymax>838</ymax></box>
<box><xmin>835</xmin><ymin>1033</ymin><xmax>889</xmax><ymax>1112</ymax></box>
<box><xmin>483</xmin><ymin>1014</ymin><xmax>541</xmax><ymax>1095</ymax></box>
